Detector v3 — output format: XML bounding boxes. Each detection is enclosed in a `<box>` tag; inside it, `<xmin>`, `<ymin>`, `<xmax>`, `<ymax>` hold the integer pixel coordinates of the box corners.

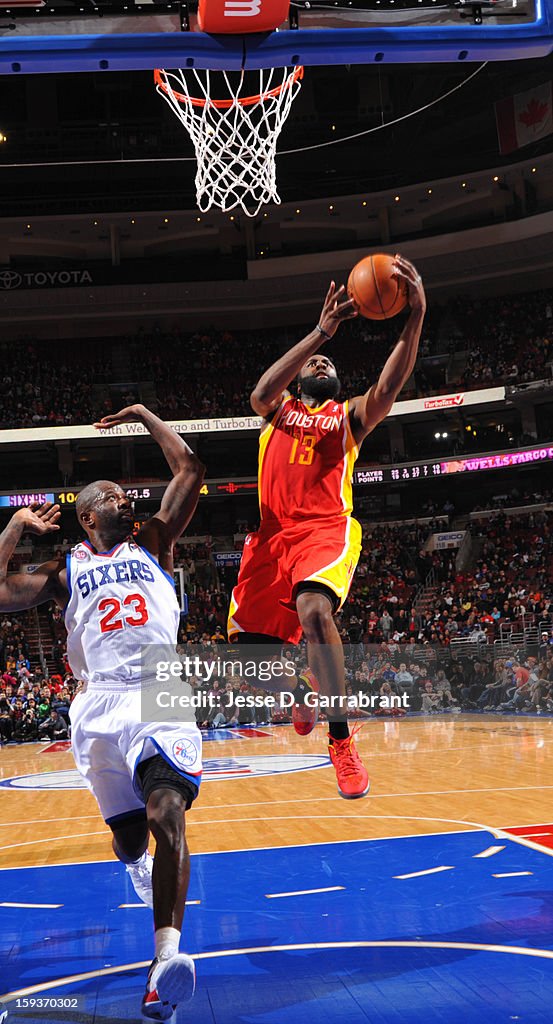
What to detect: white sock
<box><xmin>155</xmin><ymin>927</ymin><xmax>181</xmax><ymax>960</ymax></box>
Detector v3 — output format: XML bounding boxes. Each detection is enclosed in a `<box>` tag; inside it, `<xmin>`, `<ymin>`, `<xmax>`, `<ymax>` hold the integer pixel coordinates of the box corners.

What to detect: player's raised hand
<box><xmin>94</xmin><ymin>404</ymin><xmax>146</xmax><ymax>429</ymax></box>
<box><xmin>391</xmin><ymin>255</ymin><xmax>426</xmax><ymax>314</ymax></box>
<box><xmin>14</xmin><ymin>503</ymin><xmax>61</xmax><ymax>534</ymax></box>
<box><xmin>318</xmin><ymin>281</ymin><xmax>358</xmax><ymax>340</ymax></box>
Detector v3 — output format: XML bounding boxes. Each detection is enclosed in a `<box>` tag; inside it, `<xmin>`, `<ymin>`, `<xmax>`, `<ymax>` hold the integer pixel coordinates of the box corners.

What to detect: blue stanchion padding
<box><xmin>0</xmin><ymin>1</ymin><xmax>553</xmax><ymax>76</ymax></box>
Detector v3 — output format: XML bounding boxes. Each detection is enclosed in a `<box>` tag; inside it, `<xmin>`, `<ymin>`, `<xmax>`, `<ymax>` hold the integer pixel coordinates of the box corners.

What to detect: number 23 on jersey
<box><xmin>98</xmin><ymin>593</ymin><xmax>149</xmax><ymax>633</ymax></box>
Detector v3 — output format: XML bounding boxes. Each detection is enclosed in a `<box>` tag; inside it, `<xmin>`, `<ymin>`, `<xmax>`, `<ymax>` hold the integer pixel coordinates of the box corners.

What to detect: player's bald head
<box><xmin>76</xmin><ymin>480</ymin><xmax>119</xmax><ymax>523</ymax></box>
<box><xmin>75</xmin><ymin>481</ymin><xmax>133</xmax><ymax>545</ymax></box>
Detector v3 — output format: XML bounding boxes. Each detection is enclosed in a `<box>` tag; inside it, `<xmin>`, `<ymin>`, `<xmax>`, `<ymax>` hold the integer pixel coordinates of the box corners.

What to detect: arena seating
<box><xmin>1</xmin><ymin>284</ymin><xmax>552</xmax><ymax>429</ymax></box>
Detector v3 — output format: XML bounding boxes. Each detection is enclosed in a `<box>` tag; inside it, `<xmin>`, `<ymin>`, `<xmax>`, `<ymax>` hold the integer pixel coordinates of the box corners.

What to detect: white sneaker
<box><xmin>141</xmin><ymin>952</ymin><xmax>196</xmax><ymax>1021</ymax></box>
<box><xmin>126</xmin><ymin>850</ymin><xmax>153</xmax><ymax>908</ymax></box>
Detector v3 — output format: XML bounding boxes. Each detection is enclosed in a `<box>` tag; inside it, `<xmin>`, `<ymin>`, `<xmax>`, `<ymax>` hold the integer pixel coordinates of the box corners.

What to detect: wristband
<box><xmin>316</xmin><ymin>323</ymin><xmax>331</xmax><ymax>340</ymax></box>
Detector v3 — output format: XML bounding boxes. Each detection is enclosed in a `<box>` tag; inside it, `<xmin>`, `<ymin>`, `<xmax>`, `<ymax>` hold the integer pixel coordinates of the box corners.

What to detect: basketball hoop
<box><xmin>154</xmin><ymin>65</ymin><xmax>304</xmax><ymax>218</ymax></box>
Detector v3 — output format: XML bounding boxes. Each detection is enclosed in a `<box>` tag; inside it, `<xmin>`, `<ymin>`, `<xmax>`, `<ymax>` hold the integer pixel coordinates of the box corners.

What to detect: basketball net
<box><xmin>154</xmin><ymin>66</ymin><xmax>304</xmax><ymax>218</ymax></box>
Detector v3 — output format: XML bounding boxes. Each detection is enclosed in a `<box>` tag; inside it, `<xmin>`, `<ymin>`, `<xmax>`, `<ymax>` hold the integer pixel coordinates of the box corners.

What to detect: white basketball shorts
<box><xmin>69</xmin><ymin>685</ymin><xmax>202</xmax><ymax>827</ymax></box>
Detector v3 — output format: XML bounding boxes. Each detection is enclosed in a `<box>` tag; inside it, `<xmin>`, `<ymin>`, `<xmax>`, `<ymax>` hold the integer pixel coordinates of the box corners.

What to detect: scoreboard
<box><xmin>0</xmin><ymin>479</ymin><xmax>259</xmax><ymax>508</ymax></box>
<box><xmin>0</xmin><ymin>444</ymin><xmax>552</xmax><ymax>508</ymax></box>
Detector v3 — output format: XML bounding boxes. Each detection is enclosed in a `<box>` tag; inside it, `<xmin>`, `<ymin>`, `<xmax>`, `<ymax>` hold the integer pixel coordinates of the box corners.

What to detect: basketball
<box><xmin>347</xmin><ymin>252</ymin><xmax>408</xmax><ymax>321</ymax></box>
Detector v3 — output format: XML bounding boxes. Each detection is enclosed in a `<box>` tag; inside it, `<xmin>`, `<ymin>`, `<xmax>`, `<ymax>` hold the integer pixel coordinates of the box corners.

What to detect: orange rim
<box><xmin>153</xmin><ymin>66</ymin><xmax>304</xmax><ymax>110</ymax></box>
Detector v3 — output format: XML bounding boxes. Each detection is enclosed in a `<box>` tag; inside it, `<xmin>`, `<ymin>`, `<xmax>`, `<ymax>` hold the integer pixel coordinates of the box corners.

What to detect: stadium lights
<box><xmin>0</xmin><ymin>132</ymin><xmax>7</xmax><ymax>144</ymax></box>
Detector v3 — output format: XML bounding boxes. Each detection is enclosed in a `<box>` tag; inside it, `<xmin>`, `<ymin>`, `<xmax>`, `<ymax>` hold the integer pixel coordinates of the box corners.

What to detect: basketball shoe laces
<box><xmin>330</xmin><ymin>722</ymin><xmax>365</xmax><ymax>776</ymax></box>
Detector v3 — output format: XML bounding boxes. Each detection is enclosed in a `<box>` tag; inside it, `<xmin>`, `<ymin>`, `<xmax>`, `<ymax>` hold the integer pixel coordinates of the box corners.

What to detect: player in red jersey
<box><xmin>228</xmin><ymin>254</ymin><xmax>426</xmax><ymax>798</ymax></box>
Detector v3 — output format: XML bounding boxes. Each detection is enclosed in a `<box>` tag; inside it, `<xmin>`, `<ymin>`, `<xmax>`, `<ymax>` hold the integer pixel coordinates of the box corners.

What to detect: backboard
<box><xmin>0</xmin><ymin>0</ymin><xmax>552</xmax><ymax>74</ymax></box>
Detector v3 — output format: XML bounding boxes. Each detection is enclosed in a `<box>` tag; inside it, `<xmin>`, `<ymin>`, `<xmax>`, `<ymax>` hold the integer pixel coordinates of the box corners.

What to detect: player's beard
<box><xmin>299</xmin><ymin>373</ymin><xmax>341</xmax><ymax>401</ymax></box>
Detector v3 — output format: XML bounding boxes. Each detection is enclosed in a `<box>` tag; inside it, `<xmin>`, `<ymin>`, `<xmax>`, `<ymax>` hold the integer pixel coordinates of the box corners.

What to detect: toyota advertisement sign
<box><xmin>0</xmin><ymin>268</ymin><xmax>93</xmax><ymax>289</ymax></box>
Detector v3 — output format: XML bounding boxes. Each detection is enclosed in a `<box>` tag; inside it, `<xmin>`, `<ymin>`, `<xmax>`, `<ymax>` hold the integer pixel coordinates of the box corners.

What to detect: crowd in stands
<box><xmin>127</xmin><ymin>326</ymin><xmax>282</xmax><ymax>421</ymax></box>
<box><xmin>0</xmin><ymin>613</ymin><xmax>75</xmax><ymax>744</ymax></box>
<box><xmin>1</xmin><ymin>286</ymin><xmax>552</xmax><ymax>430</ymax></box>
<box><xmin>449</xmin><ymin>291</ymin><xmax>553</xmax><ymax>391</ymax></box>
<box><xmin>134</xmin><ymin>286</ymin><xmax>553</xmax><ymax>421</ymax></box>
<box><xmin>471</xmin><ymin>486</ymin><xmax>553</xmax><ymax>512</ymax></box>
<box><xmin>184</xmin><ymin>644</ymin><xmax>553</xmax><ymax>726</ymax></box>
<box><xmin>3</xmin><ymin>502</ymin><xmax>553</xmax><ymax>741</ymax></box>
<box><xmin>0</xmin><ymin>338</ymin><xmax>113</xmax><ymax>430</ymax></box>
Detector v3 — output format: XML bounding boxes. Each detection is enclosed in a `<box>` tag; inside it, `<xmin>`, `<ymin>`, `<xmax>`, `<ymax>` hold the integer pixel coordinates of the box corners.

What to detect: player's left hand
<box><xmin>392</xmin><ymin>255</ymin><xmax>426</xmax><ymax>315</ymax></box>
<box><xmin>318</xmin><ymin>281</ymin><xmax>358</xmax><ymax>339</ymax></box>
<box><xmin>93</xmin><ymin>404</ymin><xmax>146</xmax><ymax>429</ymax></box>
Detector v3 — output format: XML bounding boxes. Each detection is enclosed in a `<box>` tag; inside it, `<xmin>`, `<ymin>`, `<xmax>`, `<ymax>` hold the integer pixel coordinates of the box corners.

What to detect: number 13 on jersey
<box><xmin>289</xmin><ymin>433</ymin><xmax>316</xmax><ymax>466</ymax></box>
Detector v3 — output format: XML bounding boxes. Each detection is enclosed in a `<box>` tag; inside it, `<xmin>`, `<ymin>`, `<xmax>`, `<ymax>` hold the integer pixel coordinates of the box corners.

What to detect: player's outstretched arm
<box><xmin>94</xmin><ymin>404</ymin><xmax>205</xmax><ymax>549</ymax></box>
<box><xmin>250</xmin><ymin>282</ymin><xmax>357</xmax><ymax>418</ymax></box>
<box><xmin>0</xmin><ymin>505</ymin><xmax>66</xmax><ymax>612</ymax></box>
<box><xmin>349</xmin><ymin>255</ymin><xmax>426</xmax><ymax>444</ymax></box>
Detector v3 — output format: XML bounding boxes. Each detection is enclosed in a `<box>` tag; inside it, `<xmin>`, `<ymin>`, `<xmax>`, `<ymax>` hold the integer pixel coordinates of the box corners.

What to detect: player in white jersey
<box><xmin>0</xmin><ymin>404</ymin><xmax>205</xmax><ymax>1023</ymax></box>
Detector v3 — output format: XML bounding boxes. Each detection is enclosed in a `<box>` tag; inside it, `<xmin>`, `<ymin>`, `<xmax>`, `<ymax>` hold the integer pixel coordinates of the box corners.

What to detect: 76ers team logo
<box><xmin>0</xmin><ymin>755</ymin><xmax>330</xmax><ymax>789</ymax></box>
<box><xmin>172</xmin><ymin>737</ymin><xmax>199</xmax><ymax>768</ymax></box>
<box><xmin>74</xmin><ymin>549</ymin><xmax>88</xmax><ymax>561</ymax></box>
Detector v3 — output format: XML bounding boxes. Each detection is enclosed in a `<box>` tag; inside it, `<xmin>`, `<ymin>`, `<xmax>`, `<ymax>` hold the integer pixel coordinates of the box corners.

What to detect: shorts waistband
<box><xmin>260</xmin><ymin>513</ymin><xmax>354</xmax><ymax>528</ymax></box>
<box><xmin>79</xmin><ymin>680</ymin><xmax>144</xmax><ymax>694</ymax></box>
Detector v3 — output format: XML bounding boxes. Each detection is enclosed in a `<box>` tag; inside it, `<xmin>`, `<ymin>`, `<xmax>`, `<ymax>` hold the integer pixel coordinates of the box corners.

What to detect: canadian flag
<box><xmin>495</xmin><ymin>82</ymin><xmax>553</xmax><ymax>155</ymax></box>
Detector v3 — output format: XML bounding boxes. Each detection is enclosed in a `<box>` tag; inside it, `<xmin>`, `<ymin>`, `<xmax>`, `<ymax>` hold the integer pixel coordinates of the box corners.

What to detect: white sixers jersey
<box><xmin>65</xmin><ymin>539</ymin><xmax>180</xmax><ymax>688</ymax></box>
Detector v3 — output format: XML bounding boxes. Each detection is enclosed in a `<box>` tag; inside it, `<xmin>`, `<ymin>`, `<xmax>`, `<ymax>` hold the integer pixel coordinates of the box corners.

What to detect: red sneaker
<box><xmin>328</xmin><ymin>724</ymin><xmax>370</xmax><ymax>799</ymax></box>
<box><xmin>292</xmin><ymin>669</ymin><xmax>320</xmax><ymax>736</ymax></box>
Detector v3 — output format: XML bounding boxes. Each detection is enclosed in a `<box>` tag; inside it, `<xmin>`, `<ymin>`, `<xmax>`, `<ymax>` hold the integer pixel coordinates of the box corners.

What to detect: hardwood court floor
<box><xmin>1</xmin><ymin>715</ymin><xmax>553</xmax><ymax>869</ymax></box>
<box><xmin>2</xmin><ymin>716</ymin><xmax>553</xmax><ymax>1024</ymax></box>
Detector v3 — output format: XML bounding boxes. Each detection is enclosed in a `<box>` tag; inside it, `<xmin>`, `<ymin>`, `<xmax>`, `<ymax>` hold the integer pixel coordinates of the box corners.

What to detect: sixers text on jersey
<box><xmin>76</xmin><ymin>559</ymin><xmax>155</xmax><ymax>598</ymax></box>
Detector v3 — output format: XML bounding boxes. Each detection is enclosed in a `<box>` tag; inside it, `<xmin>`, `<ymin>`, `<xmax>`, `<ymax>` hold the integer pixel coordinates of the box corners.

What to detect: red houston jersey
<box><xmin>258</xmin><ymin>395</ymin><xmax>359</xmax><ymax>522</ymax></box>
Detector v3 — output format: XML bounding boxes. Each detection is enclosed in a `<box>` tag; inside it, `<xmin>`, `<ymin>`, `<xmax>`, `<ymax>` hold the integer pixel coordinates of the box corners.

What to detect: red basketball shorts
<box><xmin>227</xmin><ymin>516</ymin><xmax>362</xmax><ymax>645</ymax></box>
